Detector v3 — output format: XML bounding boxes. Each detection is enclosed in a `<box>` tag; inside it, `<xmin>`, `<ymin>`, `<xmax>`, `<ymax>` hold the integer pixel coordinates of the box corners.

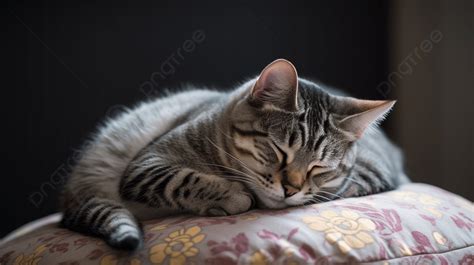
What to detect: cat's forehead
<box><xmin>261</xmin><ymin>100</ymin><xmax>326</xmax><ymax>131</ymax></box>
<box><xmin>298</xmin><ymin>80</ymin><xmax>330</xmax><ymax>106</ymax></box>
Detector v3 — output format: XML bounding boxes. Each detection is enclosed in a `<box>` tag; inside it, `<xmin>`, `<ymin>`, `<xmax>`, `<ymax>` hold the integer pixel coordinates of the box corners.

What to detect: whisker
<box><xmin>216</xmin><ymin>125</ymin><xmax>233</xmax><ymax>140</ymax></box>
<box><xmin>194</xmin><ymin>162</ymin><xmax>267</xmax><ymax>192</ymax></box>
<box><xmin>313</xmin><ymin>194</ymin><xmax>331</xmax><ymax>202</ymax></box>
<box><xmin>318</xmin><ymin>190</ymin><xmax>344</xmax><ymax>199</ymax></box>
<box><xmin>206</xmin><ymin>137</ymin><xmax>253</xmax><ymax>171</ymax></box>
<box><xmin>197</xmin><ymin>162</ymin><xmax>254</xmax><ymax>179</ymax></box>
<box><xmin>205</xmin><ymin>137</ymin><xmax>268</xmax><ymax>185</ymax></box>
<box><xmin>305</xmin><ymin>197</ymin><xmax>322</xmax><ymax>205</ymax></box>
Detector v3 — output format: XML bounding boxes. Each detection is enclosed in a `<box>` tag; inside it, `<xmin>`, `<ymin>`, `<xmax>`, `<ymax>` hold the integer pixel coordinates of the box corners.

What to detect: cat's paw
<box><xmin>206</xmin><ymin>182</ymin><xmax>254</xmax><ymax>216</ymax></box>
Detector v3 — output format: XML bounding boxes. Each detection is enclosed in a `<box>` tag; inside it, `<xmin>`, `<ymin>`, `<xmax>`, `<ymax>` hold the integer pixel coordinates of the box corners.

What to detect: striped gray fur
<box><xmin>60</xmin><ymin>59</ymin><xmax>408</xmax><ymax>250</ymax></box>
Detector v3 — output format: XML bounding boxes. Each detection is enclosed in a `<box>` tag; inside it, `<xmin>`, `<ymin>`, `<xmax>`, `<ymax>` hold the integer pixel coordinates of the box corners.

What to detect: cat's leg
<box><xmin>61</xmin><ymin>195</ymin><xmax>143</xmax><ymax>251</ymax></box>
<box><xmin>120</xmin><ymin>164</ymin><xmax>254</xmax><ymax>216</ymax></box>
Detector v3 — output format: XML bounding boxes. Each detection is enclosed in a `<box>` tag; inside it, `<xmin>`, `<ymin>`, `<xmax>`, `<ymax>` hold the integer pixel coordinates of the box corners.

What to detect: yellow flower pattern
<box><xmin>100</xmin><ymin>254</ymin><xmax>118</xmax><ymax>265</ymax></box>
<box><xmin>249</xmin><ymin>250</ymin><xmax>269</xmax><ymax>265</ymax></box>
<box><xmin>100</xmin><ymin>255</ymin><xmax>141</xmax><ymax>265</ymax></box>
<box><xmin>394</xmin><ymin>239</ymin><xmax>413</xmax><ymax>256</ymax></box>
<box><xmin>149</xmin><ymin>226</ymin><xmax>206</xmax><ymax>265</ymax></box>
<box><xmin>391</xmin><ymin>191</ymin><xmax>444</xmax><ymax>218</ymax></box>
<box><xmin>240</xmin><ymin>213</ymin><xmax>259</xmax><ymax>221</ymax></box>
<box><xmin>247</xmin><ymin>247</ymin><xmax>298</xmax><ymax>265</ymax></box>
<box><xmin>150</xmin><ymin>224</ymin><xmax>169</xmax><ymax>232</ymax></box>
<box><xmin>390</xmin><ymin>191</ymin><xmax>441</xmax><ymax>206</ymax></box>
<box><xmin>433</xmin><ymin>231</ymin><xmax>448</xmax><ymax>245</ymax></box>
<box><xmin>130</xmin><ymin>258</ymin><xmax>142</xmax><ymax>265</ymax></box>
<box><xmin>13</xmin><ymin>245</ymin><xmax>47</xmax><ymax>265</ymax></box>
<box><xmin>303</xmin><ymin>210</ymin><xmax>376</xmax><ymax>253</ymax></box>
<box><xmin>418</xmin><ymin>194</ymin><xmax>441</xmax><ymax>206</ymax></box>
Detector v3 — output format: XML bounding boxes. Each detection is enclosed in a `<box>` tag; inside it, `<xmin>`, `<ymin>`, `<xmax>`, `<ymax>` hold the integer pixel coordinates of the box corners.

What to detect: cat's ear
<box><xmin>334</xmin><ymin>97</ymin><xmax>396</xmax><ymax>139</ymax></box>
<box><xmin>250</xmin><ymin>59</ymin><xmax>299</xmax><ymax>111</ymax></box>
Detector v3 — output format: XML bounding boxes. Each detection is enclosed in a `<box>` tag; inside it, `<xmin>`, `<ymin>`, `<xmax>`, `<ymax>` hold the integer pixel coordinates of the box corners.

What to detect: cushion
<box><xmin>0</xmin><ymin>183</ymin><xmax>473</xmax><ymax>265</ymax></box>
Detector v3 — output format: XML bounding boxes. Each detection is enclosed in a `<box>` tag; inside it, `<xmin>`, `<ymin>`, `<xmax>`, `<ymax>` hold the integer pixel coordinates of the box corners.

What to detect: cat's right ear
<box><xmin>249</xmin><ymin>59</ymin><xmax>299</xmax><ymax>112</ymax></box>
<box><xmin>333</xmin><ymin>98</ymin><xmax>396</xmax><ymax>140</ymax></box>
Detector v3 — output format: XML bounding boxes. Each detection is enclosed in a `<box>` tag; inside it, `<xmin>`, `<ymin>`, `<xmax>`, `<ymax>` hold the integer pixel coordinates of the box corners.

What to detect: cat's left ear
<box><xmin>333</xmin><ymin>97</ymin><xmax>396</xmax><ymax>139</ymax></box>
<box><xmin>250</xmin><ymin>59</ymin><xmax>299</xmax><ymax>111</ymax></box>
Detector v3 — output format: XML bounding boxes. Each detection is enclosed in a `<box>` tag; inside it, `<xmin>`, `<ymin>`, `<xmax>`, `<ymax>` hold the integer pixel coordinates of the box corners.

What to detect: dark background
<box><xmin>2</xmin><ymin>1</ymin><xmax>472</xmax><ymax>237</ymax></box>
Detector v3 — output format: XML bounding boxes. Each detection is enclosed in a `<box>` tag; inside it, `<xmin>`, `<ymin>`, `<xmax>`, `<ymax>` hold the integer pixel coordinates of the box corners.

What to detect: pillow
<box><xmin>0</xmin><ymin>183</ymin><xmax>473</xmax><ymax>265</ymax></box>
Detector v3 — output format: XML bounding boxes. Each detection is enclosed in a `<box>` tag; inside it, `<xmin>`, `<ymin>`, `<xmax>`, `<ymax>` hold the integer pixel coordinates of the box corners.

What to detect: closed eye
<box><xmin>307</xmin><ymin>164</ymin><xmax>332</xmax><ymax>177</ymax></box>
<box><xmin>308</xmin><ymin>165</ymin><xmax>324</xmax><ymax>174</ymax></box>
<box><xmin>310</xmin><ymin>165</ymin><xmax>324</xmax><ymax>171</ymax></box>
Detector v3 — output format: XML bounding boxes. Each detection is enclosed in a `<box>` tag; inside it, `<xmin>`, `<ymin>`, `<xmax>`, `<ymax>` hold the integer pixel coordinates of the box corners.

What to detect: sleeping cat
<box><xmin>60</xmin><ymin>59</ymin><xmax>409</xmax><ymax>251</ymax></box>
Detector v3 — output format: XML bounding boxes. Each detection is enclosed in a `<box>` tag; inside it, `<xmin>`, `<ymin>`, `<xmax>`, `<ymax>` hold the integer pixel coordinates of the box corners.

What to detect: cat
<box><xmin>60</xmin><ymin>59</ymin><xmax>409</xmax><ymax>251</ymax></box>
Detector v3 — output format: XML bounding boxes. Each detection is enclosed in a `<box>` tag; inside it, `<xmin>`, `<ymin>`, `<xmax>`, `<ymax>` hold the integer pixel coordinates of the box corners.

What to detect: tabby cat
<box><xmin>60</xmin><ymin>59</ymin><xmax>409</xmax><ymax>251</ymax></box>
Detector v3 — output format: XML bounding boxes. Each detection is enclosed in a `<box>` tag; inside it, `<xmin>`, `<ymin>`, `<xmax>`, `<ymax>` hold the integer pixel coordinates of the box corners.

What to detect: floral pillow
<box><xmin>0</xmin><ymin>183</ymin><xmax>473</xmax><ymax>265</ymax></box>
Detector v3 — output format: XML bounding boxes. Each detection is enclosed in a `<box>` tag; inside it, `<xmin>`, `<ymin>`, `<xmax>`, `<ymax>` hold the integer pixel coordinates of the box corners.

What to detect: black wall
<box><xmin>2</xmin><ymin>1</ymin><xmax>389</xmax><ymax>237</ymax></box>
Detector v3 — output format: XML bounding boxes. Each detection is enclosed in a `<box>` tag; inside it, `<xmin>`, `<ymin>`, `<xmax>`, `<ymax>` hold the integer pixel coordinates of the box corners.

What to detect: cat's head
<box><xmin>228</xmin><ymin>59</ymin><xmax>395</xmax><ymax>209</ymax></box>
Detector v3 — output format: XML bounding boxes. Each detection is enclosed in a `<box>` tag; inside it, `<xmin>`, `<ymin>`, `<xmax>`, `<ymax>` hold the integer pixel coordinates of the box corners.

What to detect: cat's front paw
<box><xmin>206</xmin><ymin>182</ymin><xmax>254</xmax><ymax>216</ymax></box>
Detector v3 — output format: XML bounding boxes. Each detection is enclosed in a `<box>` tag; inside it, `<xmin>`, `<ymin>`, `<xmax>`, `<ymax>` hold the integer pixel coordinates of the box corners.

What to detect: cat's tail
<box><xmin>60</xmin><ymin>195</ymin><xmax>143</xmax><ymax>251</ymax></box>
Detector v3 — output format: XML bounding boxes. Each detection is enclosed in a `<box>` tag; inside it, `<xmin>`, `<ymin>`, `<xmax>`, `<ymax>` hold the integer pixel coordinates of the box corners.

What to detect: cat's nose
<box><xmin>282</xmin><ymin>183</ymin><xmax>300</xmax><ymax>197</ymax></box>
<box><xmin>285</xmin><ymin>169</ymin><xmax>305</xmax><ymax>188</ymax></box>
<box><xmin>282</xmin><ymin>169</ymin><xmax>305</xmax><ymax>197</ymax></box>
